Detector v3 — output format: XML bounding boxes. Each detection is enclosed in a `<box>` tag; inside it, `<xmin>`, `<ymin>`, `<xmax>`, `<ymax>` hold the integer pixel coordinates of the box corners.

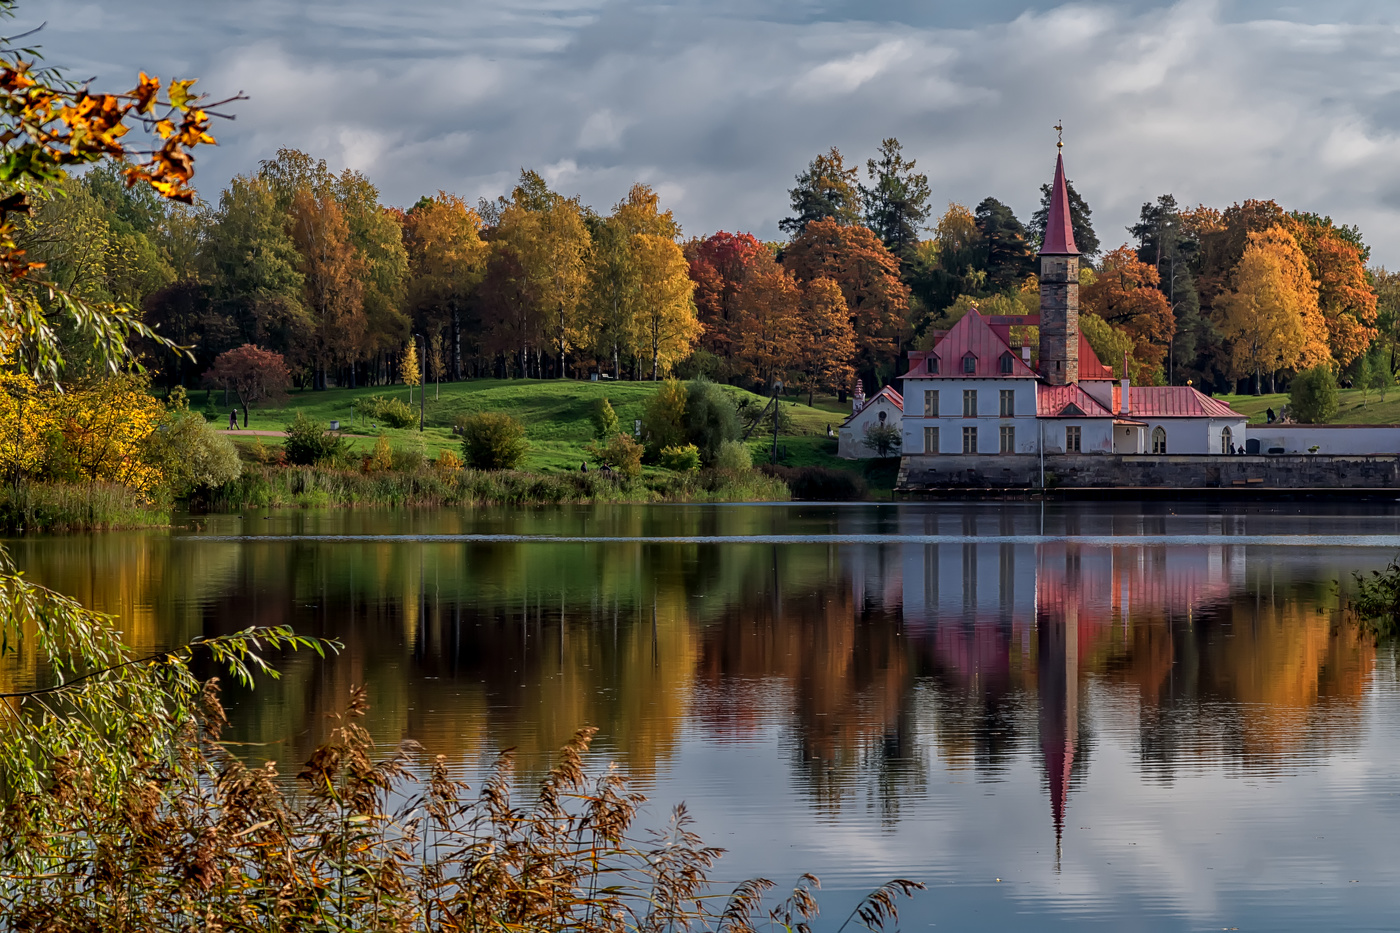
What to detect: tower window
<box><xmin>962</xmin><ymin>353</ymin><xmax>977</xmax><ymax>374</ymax></box>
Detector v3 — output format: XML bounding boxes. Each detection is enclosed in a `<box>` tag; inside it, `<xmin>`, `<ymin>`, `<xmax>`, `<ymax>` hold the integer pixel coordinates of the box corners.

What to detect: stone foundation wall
<box><xmin>897</xmin><ymin>453</ymin><xmax>1400</xmax><ymax>490</ymax></box>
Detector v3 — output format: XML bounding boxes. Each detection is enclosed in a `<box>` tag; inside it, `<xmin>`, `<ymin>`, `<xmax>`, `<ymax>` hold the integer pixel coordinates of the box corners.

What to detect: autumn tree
<box><xmin>684</xmin><ymin>231</ymin><xmax>767</xmax><ymax>356</ymax></box>
<box><xmin>783</xmin><ymin>217</ymin><xmax>910</xmax><ymax>381</ymax></box>
<box><xmin>290</xmin><ymin>190</ymin><xmax>366</xmax><ymax>389</ymax></box>
<box><xmin>781</xmin><ymin>147</ymin><xmax>861</xmax><ymax>236</ymax></box>
<box><xmin>1286</xmin><ymin>213</ymin><xmax>1377</xmax><ymax>366</ymax></box>
<box><xmin>1214</xmin><ymin>225</ymin><xmax>1329</xmax><ymax>393</ymax></box>
<box><xmin>860</xmin><ymin>137</ymin><xmax>930</xmax><ymax>261</ymax></box>
<box><xmin>1081</xmin><ymin>246</ymin><xmax>1175</xmax><ymax>383</ymax></box>
<box><xmin>204</xmin><ymin>344</ymin><xmax>291</xmax><ymax>427</ymax></box>
<box><xmin>631</xmin><ymin>234</ymin><xmax>701</xmax><ymax>380</ymax></box>
<box><xmin>403</xmin><ymin>193</ymin><xmax>488</xmax><ymax>379</ymax></box>
<box><xmin>401</xmin><ymin>339</ymin><xmax>421</xmax><ymax>402</ymax></box>
<box><xmin>1029</xmin><ymin>176</ymin><xmax>1099</xmax><ymax>260</ymax></box>
<box><xmin>731</xmin><ymin>257</ymin><xmax>802</xmax><ymax>386</ymax></box>
<box><xmin>507</xmin><ymin>192</ymin><xmax>591</xmax><ymax>377</ymax></box>
<box><xmin>793</xmin><ymin>276</ymin><xmax>856</xmax><ymax>405</ymax></box>
<box><xmin>1130</xmin><ymin>194</ymin><xmax>1203</xmax><ymax>384</ymax></box>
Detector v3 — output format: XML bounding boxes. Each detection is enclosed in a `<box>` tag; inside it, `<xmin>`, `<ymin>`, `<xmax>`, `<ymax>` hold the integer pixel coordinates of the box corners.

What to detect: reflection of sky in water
<box><xmin>8</xmin><ymin>501</ymin><xmax>1400</xmax><ymax>931</ymax></box>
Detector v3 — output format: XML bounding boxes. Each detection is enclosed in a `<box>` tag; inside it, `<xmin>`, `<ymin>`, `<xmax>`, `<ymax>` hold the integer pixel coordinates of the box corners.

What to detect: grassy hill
<box><xmin>1221</xmin><ymin>388</ymin><xmax>1400</xmax><ymax>425</ymax></box>
<box><xmin>193</xmin><ymin>378</ymin><xmax>873</xmax><ymax>480</ymax></box>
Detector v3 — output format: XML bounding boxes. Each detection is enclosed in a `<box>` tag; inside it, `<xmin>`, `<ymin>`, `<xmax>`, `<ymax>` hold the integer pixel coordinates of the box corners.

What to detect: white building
<box><xmin>838</xmin><ymin>385</ymin><xmax>904</xmax><ymax>459</ymax></box>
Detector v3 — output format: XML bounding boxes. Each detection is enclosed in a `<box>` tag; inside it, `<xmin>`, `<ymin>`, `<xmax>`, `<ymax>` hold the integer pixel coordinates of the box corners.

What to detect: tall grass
<box><xmin>0</xmin><ymin>482</ymin><xmax>170</xmax><ymax>533</ymax></box>
<box><xmin>205</xmin><ymin>463</ymin><xmax>790</xmax><ymax>510</ymax></box>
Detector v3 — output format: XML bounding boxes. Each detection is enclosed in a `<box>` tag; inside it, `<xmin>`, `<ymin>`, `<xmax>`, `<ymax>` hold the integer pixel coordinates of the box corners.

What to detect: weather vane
<box><xmin>1055</xmin><ymin>121</ymin><xmax>1063</xmax><ymax>150</ymax></box>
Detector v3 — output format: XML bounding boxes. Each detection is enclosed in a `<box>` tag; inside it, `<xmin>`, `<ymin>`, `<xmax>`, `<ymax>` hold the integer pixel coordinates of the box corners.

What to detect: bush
<box><xmin>684</xmin><ymin>377</ymin><xmax>740</xmax><ymax>464</ymax></box>
<box><xmin>459</xmin><ymin>412</ymin><xmax>529</xmax><ymax>470</ymax></box>
<box><xmin>761</xmin><ymin>464</ymin><xmax>866</xmax><ymax>501</ymax></box>
<box><xmin>715</xmin><ymin>439</ymin><xmax>753</xmax><ymax>472</ymax></box>
<box><xmin>436</xmin><ymin>448</ymin><xmax>462</xmax><ymax>474</ymax></box>
<box><xmin>590</xmin><ymin>398</ymin><xmax>619</xmax><ymax>439</ymax></box>
<box><xmin>367</xmin><ymin>433</ymin><xmax>394</xmax><ymax>473</ymax></box>
<box><xmin>591</xmin><ymin>432</ymin><xmax>643</xmax><ymax>478</ymax></box>
<box><xmin>145</xmin><ymin>412</ymin><xmax>242</xmax><ymax>496</ymax></box>
<box><xmin>356</xmin><ymin>395</ymin><xmax>416</xmax><ymax>429</ymax></box>
<box><xmin>283</xmin><ymin>411</ymin><xmax>347</xmax><ymax>465</ymax></box>
<box><xmin>1290</xmin><ymin>365</ymin><xmax>1339</xmax><ymax>424</ymax></box>
<box><xmin>659</xmin><ymin>443</ymin><xmax>701</xmax><ymax>472</ymax></box>
<box><xmin>862</xmin><ymin>421</ymin><xmax>903</xmax><ymax>457</ymax></box>
<box><xmin>391</xmin><ymin>437</ymin><xmax>427</xmax><ymax>473</ymax></box>
<box><xmin>642</xmin><ymin>378</ymin><xmax>687</xmax><ymax>458</ymax></box>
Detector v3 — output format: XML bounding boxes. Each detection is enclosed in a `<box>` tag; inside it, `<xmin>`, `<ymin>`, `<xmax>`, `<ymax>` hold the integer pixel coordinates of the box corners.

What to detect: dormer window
<box><xmin>999</xmin><ymin>352</ymin><xmax>1015</xmax><ymax>374</ymax></box>
<box><xmin>927</xmin><ymin>355</ymin><xmax>939</xmax><ymax>374</ymax></box>
<box><xmin>962</xmin><ymin>353</ymin><xmax>977</xmax><ymax>374</ymax></box>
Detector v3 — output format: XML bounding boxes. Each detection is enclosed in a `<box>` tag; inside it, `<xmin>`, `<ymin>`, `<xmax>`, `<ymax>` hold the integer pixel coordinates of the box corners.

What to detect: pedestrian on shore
<box><xmin>228</xmin><ymin>410</ymin><xmax>237</xmax><ymax>430</ymax></box>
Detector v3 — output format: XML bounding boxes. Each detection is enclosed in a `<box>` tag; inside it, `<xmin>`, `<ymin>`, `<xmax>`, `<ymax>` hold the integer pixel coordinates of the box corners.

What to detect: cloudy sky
<box><xmin>27</xmin><ymin>0</ymin><xmax>1400</xmax><ymax>264</ymax></box>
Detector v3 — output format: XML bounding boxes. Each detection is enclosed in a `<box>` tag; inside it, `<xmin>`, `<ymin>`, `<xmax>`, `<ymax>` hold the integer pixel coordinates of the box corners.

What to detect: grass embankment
<box><xmin>0</xmin><ymin>483</ymin><xmax>170</xmax><ymax>534</ymax></box>
<box><xmin>1222</xmin><ymin>389</ymin><xmax>1400</xmax><ymax>424</ymax></box>
<box><xmin>192</xmin><ymin>378</ymin><xmax>891</xmax><ymax>496</ymax></box>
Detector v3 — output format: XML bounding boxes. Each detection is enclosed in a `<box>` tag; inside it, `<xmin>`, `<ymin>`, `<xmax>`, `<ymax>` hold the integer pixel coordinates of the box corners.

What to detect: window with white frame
<box><xmin>999</xmin><ymin>425</ymin><xmax>1015</xmax><ymax>453</ymax></box>
<box><xmin>923</xmin><ymin>390</ymin><xmax>939</xmax><ymax>417</ymax></box>
<box><xmin>962</xmin><ymin>389</ymin><xmax>977</xmax><ymax>417</ymax></box>
<box><xmin>1152</xmin><ymin>426</ymin><xmax>1167</xmax><ymax>454</ymax></box>
<box><xmin>1065</xmin><ymin>425</ymin><xmax>1081</xmax><ymax>453</ymax></box>
<box><xmin>924</xmin><ymin>426</ymin><xmax>939</xmax><ymax>454</ymax></box>
<box><xmin>999</xmin><ymin>389</ymin><xmax>1014</xmax><ymax>417</ymax></box>
<box><xmin>962</xmin><ymin>426</ymin><xmax>977</xmax><ymax>453</ymax></box>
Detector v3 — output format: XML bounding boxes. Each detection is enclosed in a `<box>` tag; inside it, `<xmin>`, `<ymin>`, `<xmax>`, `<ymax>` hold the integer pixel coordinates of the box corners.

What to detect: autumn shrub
<box><xmin>356</xmin><ymin>394</ymin><xmax>416</xmax><ymax>429</ymax></box>
<box><xmin>391</xmin><ymin>436</ymin><xmax>428</xmax><ymax>472</ymax></box>
<box><xmin>435</xmin><ymin>447</ymin><xmax>462</xmax><ymax>474</ymax></box>
<box><xmin>684</xmin><ymin>377</ymin><xmax>740</xmax><ymax>464</ymax></box>
<box><xmin>659</xmin><ymin>443</ymin><xmax>701</xmax><ymax>472</ymax></box>
<box><xmin>366</xmin><ymin>433</ymin><xmax>394</xmax><ymax>472</ymax></box>
<box><xmin>144</xmin><ymin>412</ymin><xmax>242</xmax><ymax>496</ymax></box>
<box><xmin>642</xmin><ymin>378</ymin><xmax>687</xmax><ymax>458</ymax></box>
<box><xmin>715</xmin><ymin>439</ymin><xmax>754</xmax><ymax>472</ymax></box>
<box><xmin>591</xmin><ymin>432</ymin><xmax>644</xmax><ymax>478</ymax></box>
<box><xmin>459</xmin><ymin>411</ymin><xmax>529</xmax><ymax>470</ymax></box>
<box><xmin>590</xmin><ymin>397</ymin><xmax>620</xmax><ymax>439</ymax></box>
<box><xmin>283</xmin><ymin>411</ymin><xmax>347</xmax><ymax>465</ymax></box>
<box><xmin>1290</xmin><ymin>365</ymin><xmax>1339</xmax><ymax>424</ymax></box>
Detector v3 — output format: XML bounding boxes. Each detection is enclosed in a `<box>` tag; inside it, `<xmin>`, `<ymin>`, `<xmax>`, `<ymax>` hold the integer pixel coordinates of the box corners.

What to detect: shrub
<box><xmin>762</xmin><ymin>464</ymin><xmax>866</xmax><ymax>501</ymax></box>
<box><xmin>145</xmin><ymin>412</ymin><xmax>242</xmax><ymax>496</ymax></box>
<box><xmin>391</xmin><ymin>437</ymin><xmax>428</xmax><ymax>473</ymax></box>
<box><xmin>436</xmin><ymin>448</ymin><xmax>462</xmax><ymax>474</ymax></box>
<box><xmin>590</xmin><ymin>397</ymin><xmax>619</xmax><ymax>439</ymax></box>
<box><xmin>459</xmin><ymin>412</ymin><xmax>529</xmax><ymax>470</ymax></box>
<box><xmin>591</xmin><ymin>432</ymin><xmax>643</xmax><ymax>478</ymax></box>
<box><xmin>684</xmin><ymin>377</ymin><xmax>740</xmax><ymax>464</ymax></box>
<box><xmin>356</xmin><ymin>395</ymin><xmax>416</xmax><ymax>429</ymax></box>
<box><xmin>283</xmin><ymin>411</ymin><xmax>347</xmax><ymax>465</ymax></box>
<box><xmin>642</xmin><ymin>378</ymin><xmax>687</xmax><ymax>458</ymax></box>
<box><xmin>715</xmin><ymin>439</ymin><xmax>753</xmax><ymax>472</ymax></box>
<box><xmin>862</xmin><ymin>421</ymin><xmax>903</xmax><ymax>457</ymax></box>
<box><xmin>367</xmin><ymin>433</ymin><xmax>394</xmax><ymax>472</ymax></box>
<box><xmin>659</xmin><ymin>443</ymin><xmax>701</xmax><ymax>473</ymax></box>
<box><xmin>1290</xmin><ymin>365</ymin><xmax>1339</xmax><ymax>424</ymax></box>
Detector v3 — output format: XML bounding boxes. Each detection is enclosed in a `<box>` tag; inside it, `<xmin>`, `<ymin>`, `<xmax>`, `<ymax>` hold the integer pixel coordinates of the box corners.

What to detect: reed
<box><xmin>0</xmin><ymin>481</ymin><xmax>170</xmax><ymax>532</ymax></box>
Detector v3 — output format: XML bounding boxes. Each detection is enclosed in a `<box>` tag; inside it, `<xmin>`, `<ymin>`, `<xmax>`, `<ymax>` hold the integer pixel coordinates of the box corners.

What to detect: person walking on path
<box><xmin>229</xmin><ymin>410</ymin><xmax>238</xmax><ymax>430</ymax></box>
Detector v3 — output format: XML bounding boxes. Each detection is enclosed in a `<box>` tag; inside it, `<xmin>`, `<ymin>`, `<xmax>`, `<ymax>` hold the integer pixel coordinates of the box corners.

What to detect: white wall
<box><xmin>1245</xmin><ymin>424</ymin><xmax>1400</xmax><ymax>454</ymax></box>
<box><xmin>901</xmin><ymin>377</ymin><xmax>1040</xmax><ymax>454</ymax></box>
<box><xmin>1040</xmin><ymin>418</ymin><xmax>1115</xmax><ymax>454</ymax></box>
<box><xmin>838</xmin><ymin>396</ymin><xmax>902</xmax><ymax>458</ymax></box>
<box><xmin>1138</xmin><ymin>418</ymin><xmax>1246</xmax><ymax>455</ymax></box>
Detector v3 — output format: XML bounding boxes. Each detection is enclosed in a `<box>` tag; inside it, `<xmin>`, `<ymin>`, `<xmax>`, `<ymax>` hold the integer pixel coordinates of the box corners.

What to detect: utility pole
<box><xmin>417</xmin><ymin>333</ymin><xmax>426</xmax><ymax>432</ymax></box>
<box><xmin>771</xmin><ymin>379</ymin><xmax>782</xmax><ymax>464</ymax></box>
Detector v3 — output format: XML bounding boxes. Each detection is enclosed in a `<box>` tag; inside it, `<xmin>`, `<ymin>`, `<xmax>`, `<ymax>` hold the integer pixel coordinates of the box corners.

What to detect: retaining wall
<box><xmin>897</xmin><ymin>453</ymin><xmax>1400</xmax><ymax>490</ymax></box>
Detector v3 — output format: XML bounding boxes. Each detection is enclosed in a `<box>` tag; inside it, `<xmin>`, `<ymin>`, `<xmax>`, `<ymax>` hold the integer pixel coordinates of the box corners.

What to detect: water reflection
<box><xmin>4</xmin><ymin>502</ymin><xmax>1396</xmax><ymax>930</ymax></box>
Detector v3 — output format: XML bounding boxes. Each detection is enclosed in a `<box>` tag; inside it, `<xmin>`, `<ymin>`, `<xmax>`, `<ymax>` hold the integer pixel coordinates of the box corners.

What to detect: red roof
<box><xmin>1119</xmin><ymin>385</ymin><xmax>1243</xmax><ymax>418</ymax></box>
<box><xmin>1037</xmin><ymin>383</ymin><xmax>1114</xmax><ymax>418</ymax></box>
<box><xmin>1040</xmin><ymin>152</ymin><xmax>1078</xmax><ymax>256</ymax></box>
<box><xmin>840</xmin><ymin>385</ymin><xmax>902</xmax><ymax>426</ymax></box>
<box><xmin>903</xmin><ymin>307</ymin><xmax>1038</xmax><ymax>379</ymax></box>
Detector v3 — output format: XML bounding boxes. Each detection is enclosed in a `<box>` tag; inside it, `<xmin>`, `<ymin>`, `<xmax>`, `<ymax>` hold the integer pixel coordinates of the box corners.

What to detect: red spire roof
<box><xmin>1039</xmin><ymin>152</ymin><xmax>1079</xmax><ymax>256</ymax></box>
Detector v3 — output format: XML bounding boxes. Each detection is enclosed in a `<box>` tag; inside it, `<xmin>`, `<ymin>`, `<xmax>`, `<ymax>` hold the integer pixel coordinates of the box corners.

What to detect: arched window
<box><xmin>1152</xmin><ymin>426</ymin><xmax>1167</xmax><ymax>454</ymax></box>
<box><xmin>878</xmin><ymin>410</ymin><xmax>887</xmax><ymax>424</ymax></box>
<box><xmin>962</xmin><ymin>353</ymin><xmax>977</xmax><ymax>374</ymax></box>
<box><xmin>1221</xmin><ymin>426</ymin><xmax>1233</xmax><ymax>454</ymax></box>
<box><xmin>927</xmin><ymin>355</ymin><xmax>939</xmax><ymax>374</ymax></box>
<box><xmin>999</xmin><ymin>352</ymin><xmax>1015</xmax><ymax>374</ymax></box>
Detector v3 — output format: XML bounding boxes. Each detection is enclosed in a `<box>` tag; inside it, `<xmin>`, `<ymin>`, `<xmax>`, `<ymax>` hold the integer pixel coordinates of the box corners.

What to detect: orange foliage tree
<box><xmin>782</xmin><ymin>218</ymin><xmax>910</xmax><ymax>378</ymax></box>
<box><xmin>1081</xmin><ymin>245</ymin><xmax>1175</xmax><ymax>383</ymax></box>
<box><xmin>732</xmin><ymin>255</ymin><xmax>802</xmax><ymax>386</ymax></box>
<box><xmin>1286</xmin><ymin>215</ymin><xmax>1377</xmax><ymax>366</ymax></box>
<box><xmin>793</xmin><ymin>276</ymin><xmax>856</xmax><ymax>405</ymax></box>
<box><xmin>684</xmin><ymin>231</ymin><xmax>767</xmax><ymax>357</ymax></box>
<box><xmin>291</xmin><ymin>191</ymin><xmax>366</xmax><ymax>389</ymax></box>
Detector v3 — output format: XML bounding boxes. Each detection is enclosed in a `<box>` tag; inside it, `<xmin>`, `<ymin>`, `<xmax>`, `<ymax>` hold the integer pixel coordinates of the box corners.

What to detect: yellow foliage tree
<box><xmin>631</xmin><ymin>234</ymin><xmax>701</xmax><ymax>380</ymax></box>
<box><xmin>401</xmin><ymin>338</ymin><xmax>421</xmax><ymax>403</ymax></box>
<box><xmin>49</xmin><ymin>377</ymin><xmax>166</xmax><ymax>494</ymax></box>
<box><xmin>1215</xmin><ymin>225</ymin><xmax>1330</xmax><ymax>393</ymax></box>
<box><xmin>794</xmin><ymin>277</ymin><xmax>856</xmax><ymax>405</ymax></box>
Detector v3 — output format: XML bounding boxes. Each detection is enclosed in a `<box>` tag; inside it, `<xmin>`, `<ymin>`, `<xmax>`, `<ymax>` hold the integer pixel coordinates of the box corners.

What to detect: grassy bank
<box><xmin>0</xmin><ymin>483</ymin><xmax>171</xmax><ymax>534</ymax></box>
<box><xmin>204</xmin><ymin>463</ymin><xmax>789</xmax><ymax>510</ymax></box>
<box><xmin>1222</xmin><ymin>388</ymin><xmax>1400</xmax><ymax>424</ymax></box>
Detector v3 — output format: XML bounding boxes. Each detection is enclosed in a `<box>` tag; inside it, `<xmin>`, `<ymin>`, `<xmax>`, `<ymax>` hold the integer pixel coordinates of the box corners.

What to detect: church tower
<box><xmin>1039</xmin><ymin>146</ymin><xmax>1080</xmax><ymax>386</ymax></box>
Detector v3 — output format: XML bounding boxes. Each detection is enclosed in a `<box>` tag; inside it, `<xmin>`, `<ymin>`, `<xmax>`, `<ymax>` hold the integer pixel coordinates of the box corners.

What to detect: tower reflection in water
<box><xmin>901</xmin><ymin>520</ymin><xmax>1244</xmax><ymax>868</ymax></box>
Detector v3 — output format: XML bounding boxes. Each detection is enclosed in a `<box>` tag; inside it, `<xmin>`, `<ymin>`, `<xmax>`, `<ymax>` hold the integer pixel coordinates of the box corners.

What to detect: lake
<box><xmin>7</xmin><ymin>500</ymin><xmax>1400</xmax><ymax>931</ymax></box>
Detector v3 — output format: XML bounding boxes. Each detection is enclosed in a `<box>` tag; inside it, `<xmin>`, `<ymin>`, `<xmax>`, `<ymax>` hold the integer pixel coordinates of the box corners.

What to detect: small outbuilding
<box><xmin>838</xmin><ymin>385</ymin><xmax>904</xmax><ymax>459</ymax></box>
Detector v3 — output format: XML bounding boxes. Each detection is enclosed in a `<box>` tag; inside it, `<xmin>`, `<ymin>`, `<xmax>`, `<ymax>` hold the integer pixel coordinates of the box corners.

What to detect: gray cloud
<box><xmin>26</xmin><ymin>0</ymin><xmax>1400</xmax><ymax>264</ymax></box>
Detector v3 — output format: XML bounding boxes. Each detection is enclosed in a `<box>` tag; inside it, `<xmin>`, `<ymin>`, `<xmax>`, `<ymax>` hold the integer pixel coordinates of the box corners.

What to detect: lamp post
<box><xmin>771</xmin><ymin>378</ymin><xmax>783</xmax><ymax>465</ymax></box>
<box><xmin>417</xmin><ymin>333</ymin><xmax>425</xmax><ymax>432</ymax></box>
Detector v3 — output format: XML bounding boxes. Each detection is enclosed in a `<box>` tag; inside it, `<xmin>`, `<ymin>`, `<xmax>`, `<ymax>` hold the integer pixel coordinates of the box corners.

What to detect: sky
<box><xmin>26</xmin><ymin>0</ymin><xmax>1400</xmax><ymax>265</ymax></box>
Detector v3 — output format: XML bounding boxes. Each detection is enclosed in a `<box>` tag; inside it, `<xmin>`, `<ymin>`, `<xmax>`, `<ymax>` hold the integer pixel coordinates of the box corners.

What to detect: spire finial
<box><xmin>1055</xmin><ymin>121</ymin><xmax>1063</xmax><ymax>150</ymax></box>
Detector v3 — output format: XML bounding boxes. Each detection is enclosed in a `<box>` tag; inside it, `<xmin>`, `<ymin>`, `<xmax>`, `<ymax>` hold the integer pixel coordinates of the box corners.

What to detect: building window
<box><xmin>1152</xmin><ymin>426</ymin><xmax>1167</xmax><ymax>454</ymax></box>
<box><xmin>1221</xmin><ymin>426</ymin><xmax>1233</xmax><ymax>454</ymax></box>
<box><xmin>962</xmin><ymin>353</ymin><xmax>977</xmax><ymax>374</ymax></box>
<box><xmin>927</xmin><ymin>355</ymin><xmax>939</xmax><ymax>374</ymax></box>
<box><xmin>1000</xmin><ymin>352</ymin><xmax>1015</xmax><ymax>374</ymax></box>
<box><xmin>924</xmin><ymin>426</ymin><xmax>939</xmax><ymax>454</ymax></box>
<box><xmin>962</xmin><ymin>426</ymin><xmax>978</xmax><ymax>453</ymax></box>
<box><xmin>962</xmin><ymin>389</ymin><xmax>977</xmax><ymax>417</ymax></box>
<box><xmin>923</xmin><ymin>390</ymin><xmax>939</xmax><ymax>417</ymax></box>
<box><xmin>999</xmin><ymin>389</ymin><xmax>1014</xmax><ymax>417</ymax></box>
<box><xmin>1065</xmin><ymin>425</ymin><xmax>1081</xmax><ymax>453</ymax></box>
<box><xmin>999</xmin><ymin>425</ymin><xmax>1015</xmax><ymax>453</ymax></box>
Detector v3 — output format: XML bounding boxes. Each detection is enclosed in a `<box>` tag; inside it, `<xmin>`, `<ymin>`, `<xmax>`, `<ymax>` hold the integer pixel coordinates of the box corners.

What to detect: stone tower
<box><xmin>1038</xmin><ymin>150</ymin><xmax>1080</xmax><ymax>386</ymax></box>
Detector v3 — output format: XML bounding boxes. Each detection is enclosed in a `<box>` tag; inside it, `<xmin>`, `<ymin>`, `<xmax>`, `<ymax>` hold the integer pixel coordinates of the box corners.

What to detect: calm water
<box><xmin>8</xmin><ymin>501</ymin><xmax>1400</xmax><ymax>931</ymax></box>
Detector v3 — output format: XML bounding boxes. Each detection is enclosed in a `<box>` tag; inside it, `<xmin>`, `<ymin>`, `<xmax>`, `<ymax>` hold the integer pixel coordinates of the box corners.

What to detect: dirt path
<box><xmin>225</xmin><ymin>429</ymin><xmax>374</xmax><ymax>439</ymax></box>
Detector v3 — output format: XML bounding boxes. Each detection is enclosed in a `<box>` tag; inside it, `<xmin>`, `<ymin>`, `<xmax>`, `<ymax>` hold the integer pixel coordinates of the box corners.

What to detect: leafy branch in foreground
<box><xmin>1352</xmin><ymin>554</ymin><xmax>1400</xmax><ymax>639</ymax></box>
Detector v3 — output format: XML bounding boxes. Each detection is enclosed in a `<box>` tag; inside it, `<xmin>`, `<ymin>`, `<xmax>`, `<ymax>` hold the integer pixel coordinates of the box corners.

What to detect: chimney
<box><xmin>1021</xmin><ymin>345</ymin><xmax>1032</xmax><ymax>364</ymax></box>
<box><xmin>1119</xmin><ymin>351</ymin><xmax>1131</xmax><ymax>415</ymax></box>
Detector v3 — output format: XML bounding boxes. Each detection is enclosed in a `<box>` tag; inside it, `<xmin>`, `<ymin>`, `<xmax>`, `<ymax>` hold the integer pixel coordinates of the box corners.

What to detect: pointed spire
<box><xmin>1039</xmin><ymin>151</ymin><xmax>1079</xmax><ymax>256</ymax></box>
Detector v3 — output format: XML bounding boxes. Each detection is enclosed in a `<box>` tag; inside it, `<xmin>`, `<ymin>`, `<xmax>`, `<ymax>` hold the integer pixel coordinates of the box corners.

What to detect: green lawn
<box><xmin>192</xmin><ymin>379</ymin><xmax>865</xmax><ymax>477</ymax></box>
<box><xmin>1220</xmin><ymin>388</ymin><xmax>1400</xmax><ymax>425</ymax></box>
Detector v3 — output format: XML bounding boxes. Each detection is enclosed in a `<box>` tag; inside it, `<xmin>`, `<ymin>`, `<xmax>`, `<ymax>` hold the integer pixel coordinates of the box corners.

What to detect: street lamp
<box><xmin>770</xmin><ymin>378</ymin><xmax>783</xmax><ymax>465</ymax></box>
<box><xmin>416</xmin><ymin>333</ymin><xmax>425</xmax><ymax>432</ymax></box>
